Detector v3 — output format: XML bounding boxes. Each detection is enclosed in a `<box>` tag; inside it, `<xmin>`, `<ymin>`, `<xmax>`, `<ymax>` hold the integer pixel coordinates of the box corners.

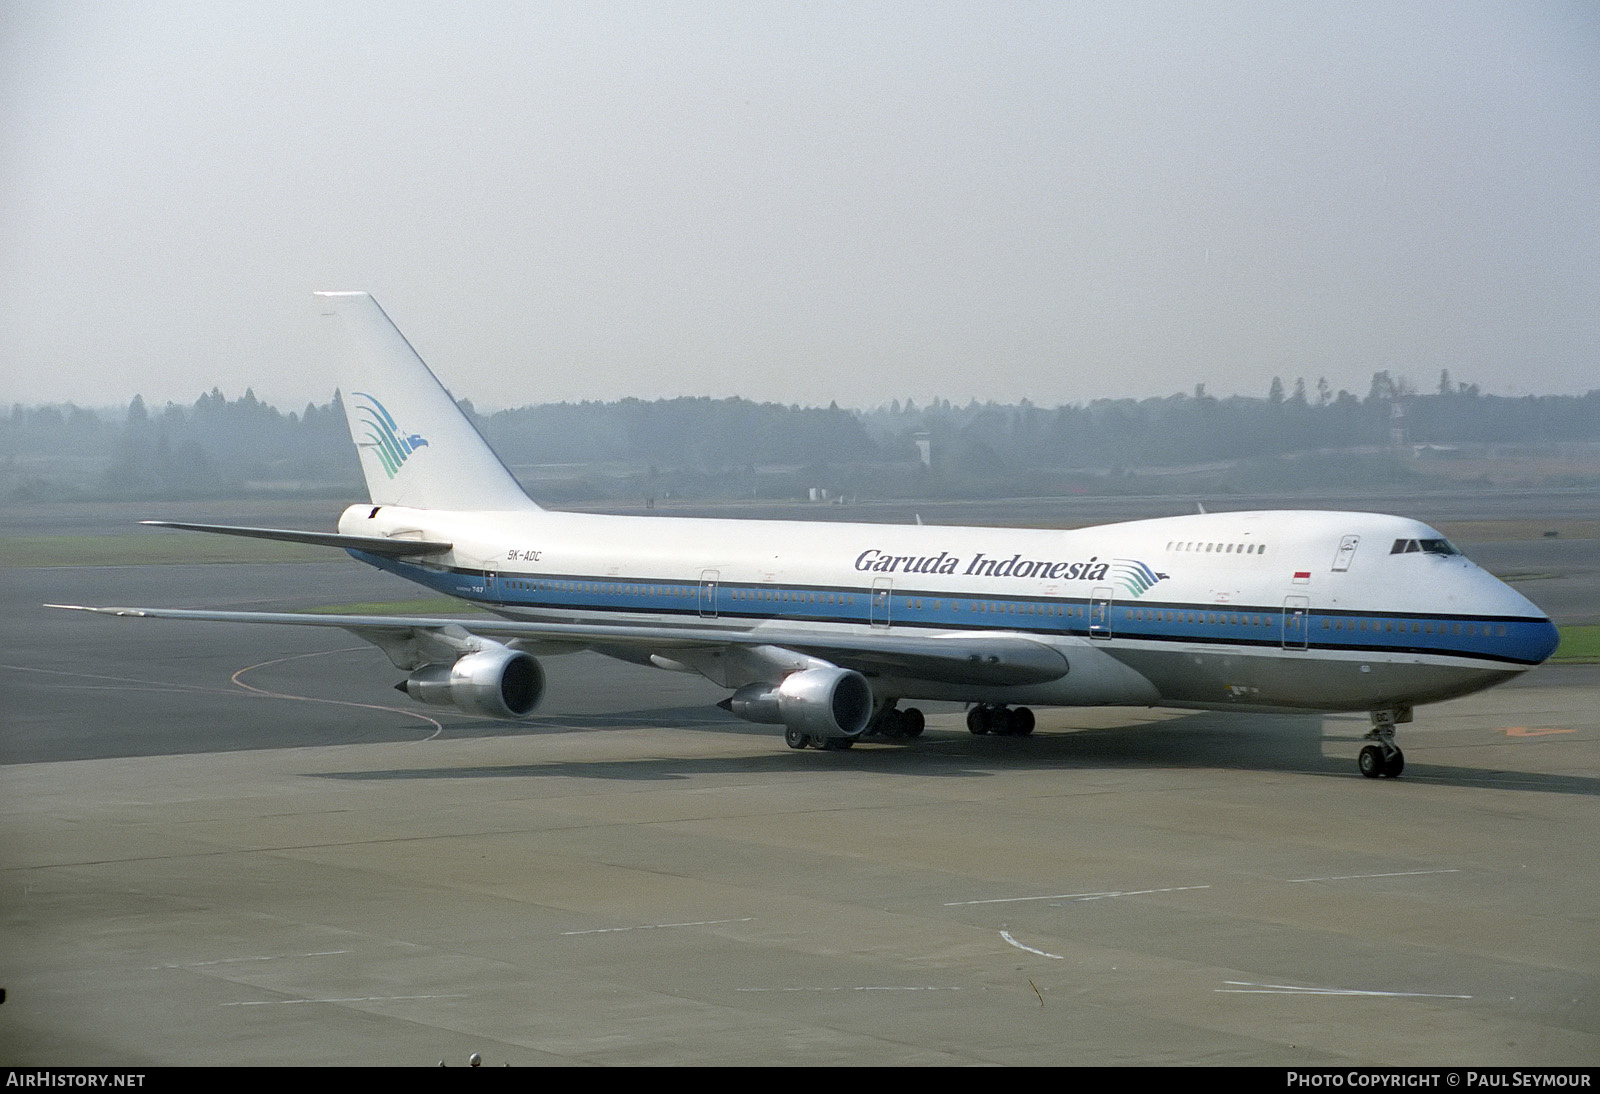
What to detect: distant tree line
<box><xmin>3</xmin><ymin>372</ymin><xmax>1596</xmax><ymax>502</ymax></box>
<box><xmin>3</xmin><ymin>389</ymin><xmax>357</xmax><ymax>501</ymax></box>
<box><xmin>862</xmin><ymin>372</ymin><xmax>1600</xmax><ymax>472</ymax></box>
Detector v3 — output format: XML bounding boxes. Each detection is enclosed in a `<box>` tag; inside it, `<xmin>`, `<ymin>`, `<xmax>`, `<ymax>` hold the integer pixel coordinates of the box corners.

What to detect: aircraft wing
<box><xmin>47</xmin><ymin>604</ymin><xmax>1068</xmax><ymax>688</ymax></box>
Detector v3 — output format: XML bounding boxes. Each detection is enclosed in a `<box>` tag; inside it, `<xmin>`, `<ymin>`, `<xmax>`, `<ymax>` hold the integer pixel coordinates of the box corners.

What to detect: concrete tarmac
<box><xmin>2</xmin><ymin>498</ymin><xmax>1596</xmax><ymax>1065</ymax></box>
<box><xmin>2</xmin><ymin>664</ymin><xmax>1595</xmax><ymax>1066</ymax></box>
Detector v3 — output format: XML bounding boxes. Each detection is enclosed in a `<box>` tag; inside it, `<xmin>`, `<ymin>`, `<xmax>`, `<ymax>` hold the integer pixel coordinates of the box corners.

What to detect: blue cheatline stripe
<box><xmin>346</xmin><ymin>551</ymin><xmax>1556</xmax><ymax>667</ymax></box>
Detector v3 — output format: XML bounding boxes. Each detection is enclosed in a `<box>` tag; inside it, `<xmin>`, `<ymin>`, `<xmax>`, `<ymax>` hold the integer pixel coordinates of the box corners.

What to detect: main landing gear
<box><xmin>784</xmin><ymin>726</ymin><xmax>855</xmax><ymax>750</ymax></box>
<box><xmin>784</xmin><ymin>703</ymin><xmax>926</xmax><ymax>750</ymax></box>
<box><xmin>871</xmin><ymin>703</ymin><xmax>925</xmax><ymax>740</ymax></box>
<box><xmin>1358</xmin><ymin>707</ymin><xmax>1410</xmax><ymax>779</ymax></box>
<box><xmin>966</xmin><ymin>704</ymin><xmax>1035</xmax><ymax>737</ymax></box>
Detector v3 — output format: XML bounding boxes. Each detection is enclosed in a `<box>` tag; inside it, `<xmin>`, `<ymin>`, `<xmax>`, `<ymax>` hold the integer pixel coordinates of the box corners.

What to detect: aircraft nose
<box><xmin>1528</xmin><ymin>616</ymin><xmax>1561</xmax><ymax>665</ymax></box>
<box><xmin>1484</xmin><ymin>575</ymin><xmax>1561</xmax><ymax>662</ymax></box>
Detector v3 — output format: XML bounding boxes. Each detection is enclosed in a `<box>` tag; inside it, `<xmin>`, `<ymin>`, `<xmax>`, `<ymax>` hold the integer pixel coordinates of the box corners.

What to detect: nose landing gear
<box><xmin>1359</xmin><ymin>707</ymin><xmax>1410</xmax><ymax>778</ymax></box>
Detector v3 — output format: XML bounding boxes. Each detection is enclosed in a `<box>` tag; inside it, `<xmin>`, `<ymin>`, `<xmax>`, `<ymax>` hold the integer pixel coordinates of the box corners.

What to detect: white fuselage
<box><xmin>339</xmin><ymin>504</ymin><xmax>1558</xmax><ymax>716</ymax></box>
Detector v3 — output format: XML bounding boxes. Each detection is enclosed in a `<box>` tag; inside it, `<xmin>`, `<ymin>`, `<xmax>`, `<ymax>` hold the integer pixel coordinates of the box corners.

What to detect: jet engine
<box><xmin>401</xmin><ymin>647</ymin><xmax>544</xmax><ymax>719</ymax></box>
<box><xmin>720</xmin><ymin>667</ymin><xmax>873</xmax><ymax>739</ymax></box>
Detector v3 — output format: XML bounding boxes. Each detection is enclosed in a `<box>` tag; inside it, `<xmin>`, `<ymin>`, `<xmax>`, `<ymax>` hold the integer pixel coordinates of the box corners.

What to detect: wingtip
<box><xmin>45</xmin><ymin>603</ymin><xmax>147</xmax><ymax>617</ymax></box>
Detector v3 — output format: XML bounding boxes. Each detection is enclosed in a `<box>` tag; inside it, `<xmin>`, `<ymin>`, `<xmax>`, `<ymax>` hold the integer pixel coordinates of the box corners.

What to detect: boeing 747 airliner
<box><xmin>54</xmin><ymin>292</ymin><xmax>1560</xmax><ymax>778</ymax></box>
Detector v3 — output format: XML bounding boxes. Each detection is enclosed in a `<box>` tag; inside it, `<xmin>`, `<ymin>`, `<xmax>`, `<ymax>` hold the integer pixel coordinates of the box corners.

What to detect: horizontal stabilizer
<box><xmin>139</xmin><ymin>521</ymin><xmax>452</xmax><ymax>558</ymax></box>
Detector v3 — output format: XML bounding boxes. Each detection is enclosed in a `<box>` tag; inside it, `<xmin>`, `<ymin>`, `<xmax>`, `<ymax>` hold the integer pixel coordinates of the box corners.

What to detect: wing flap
<box><xmin>47</xmin><ymin>605</ymin><xmax>1068</xmax><ymax>687</ymax></box>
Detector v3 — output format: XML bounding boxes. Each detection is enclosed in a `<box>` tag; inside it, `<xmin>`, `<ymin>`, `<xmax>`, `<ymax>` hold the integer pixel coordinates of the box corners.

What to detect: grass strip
<box><xmin>0</xmin><ymin>534</ymin><xmax>330</xmax><ymax>567</ymax></box>
<box><xmin>1553</xmin><ymin>625</ymin><xmax>1600</xmax><ymax>664</ymax></box>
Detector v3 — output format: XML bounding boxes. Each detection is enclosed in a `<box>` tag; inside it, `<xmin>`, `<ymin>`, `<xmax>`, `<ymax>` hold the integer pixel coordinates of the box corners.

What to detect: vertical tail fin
<box><xmin>316</xmin><ymin>291</ymin><xmax>537</xmax><ymax>511</ymax></box>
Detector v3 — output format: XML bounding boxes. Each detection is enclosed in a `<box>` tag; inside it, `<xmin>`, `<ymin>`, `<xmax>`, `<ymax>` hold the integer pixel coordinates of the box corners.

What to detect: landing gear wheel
<box><xmin>878</xmin><ymin>708</ymin><xmax>906</xmax><ymax>738</ymax></box>
<box><xmin>1358</xmin><ymin>745</ymin><xmax>1385</xmax><ymax>779</ymax></box>
<box><xmin>1358</xmin><ymin>744</ymin><xmax>1405</xmax><ymax>778</ymax></box>
<box><xmin>818</xmin><ymin>737</ymin><xmax>854</xmax><ymax>751</ymax></box>
<box><xmin>785</xmin><ymin>727</ymin><xmax>809</xmax><ymax>750</ymax></box>
<box><xmin>969</xmin><ymin>705</ymin><xmax>1031</xmax><ymax>736</ymax></box>
<box><xmin>900</xmin><ymin>708</ymin><xmax>925</xmax><ymax>738</ymax></box>
<box><xmin>1360</xmin><ymin>708</ymin><xmax>1409</xmax><ymax>779</ymax></box>
<box><xmin>1009</xmin><ymin>707</ymin><xmax>1035</xmax><ymax>736</ymax></box>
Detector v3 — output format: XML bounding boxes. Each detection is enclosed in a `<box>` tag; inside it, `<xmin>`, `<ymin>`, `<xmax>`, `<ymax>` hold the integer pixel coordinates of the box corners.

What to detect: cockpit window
<box><xmin>1392</xmin><ymin>538</ymin><xmax>1458</xmax><ymax>556</ymax></box>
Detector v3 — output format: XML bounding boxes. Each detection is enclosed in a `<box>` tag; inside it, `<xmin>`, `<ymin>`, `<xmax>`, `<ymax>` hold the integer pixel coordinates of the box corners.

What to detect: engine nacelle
<box><xmin>722</xmin><ymin>667</ymin><xmax>873</xmax><ymax>739</ymax></box>
<box><xmin>403</xmin><ymin>648</ymin><xmax>545</xmax><ymax>719</ymax></box>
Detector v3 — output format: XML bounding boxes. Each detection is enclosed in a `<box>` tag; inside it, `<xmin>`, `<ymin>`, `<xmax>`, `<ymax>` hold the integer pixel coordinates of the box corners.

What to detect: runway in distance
<box><xmin>54</xmin><ymin>292</ymin><xmax>1561</xmax><ymax>778</ymax></box>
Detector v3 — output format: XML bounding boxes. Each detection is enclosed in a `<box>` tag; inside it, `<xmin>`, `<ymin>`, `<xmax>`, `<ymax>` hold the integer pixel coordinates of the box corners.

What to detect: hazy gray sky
<box><xmin>3</xmin><ymin>1</ymin><xmax>1596</xmax><ymax>412</ymax></box>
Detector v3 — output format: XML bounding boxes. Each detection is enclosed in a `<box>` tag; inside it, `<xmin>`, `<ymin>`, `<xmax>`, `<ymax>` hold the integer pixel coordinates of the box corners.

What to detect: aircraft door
<box><xmin>1089</xmin><ymin>587</ymin><xmax>1114</xmax><ymax>639</ymax></box>
<box><xmin>699</xmin><ymin>570</ymin><xmax>719</xmax><ymax>618</ymax></box>
<box><xmin>1332</xmin><ymin>535</ymin><xmax>1360</xmax><ymax>572</ymax></box>
<box><xmin>1282</xmin><ymin>595</ymin><xmax>1310</xmax><ymax>649</ymax></box>
<box><xmin>870</xmin><ymin>577</ymin><xmax>892</xmax><ymax>628</ymax></box>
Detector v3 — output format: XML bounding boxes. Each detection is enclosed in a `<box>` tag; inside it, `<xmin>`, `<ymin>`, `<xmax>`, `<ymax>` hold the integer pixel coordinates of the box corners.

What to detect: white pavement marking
<box><xmin>152</xmin><ymin>950</ymin><xmax>351</xmax><ymax>970</ymax></box>
<box><xmin>737</xmin><ymin>986</ymin><xmax>962</xmax><ymax>993</ymax></box>
<box><xmin>231</xmin><ymin>648</ymin><xmax>446</xmax><ymax>739</ymax></box>
<box><xmin>1286</xmin><ymin>869</ymin><xmax>1459</xmax><ymax>883</ymax></box>
<box><xmin>946</xmin><ymin>884</ymin><xmax>1211</xmax><ymax>907</ymax></box>
<box><xmin>1000</xmin><ymin>931</ymin><xmax>1064</xmax><ymax>959</ymax></box>
<box><xmin>2</xmin><ymin>662</ymin><xmax>240</xmax><ymax>696</ymax></box>
<box><xmin>562</xmin><ymin>917</ymin><xmax>755</xmax><ymax>936</ymax></box>
<box><xmin>224</xmin><ymin>994</ymin><xmax>470</xmax><ymax>1006</ymax></box>
<box><xmin>1218</xmin><ymin>981</ymin><xmax>1471</xmax><ymax>999</ymax></box>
